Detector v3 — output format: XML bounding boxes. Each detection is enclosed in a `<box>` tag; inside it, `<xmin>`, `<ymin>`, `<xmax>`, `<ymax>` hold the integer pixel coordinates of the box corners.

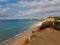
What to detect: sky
<box><xmin>0</xmin><ymin>0</ymin><xmax>60</xmax><ymax>19</ymax></box>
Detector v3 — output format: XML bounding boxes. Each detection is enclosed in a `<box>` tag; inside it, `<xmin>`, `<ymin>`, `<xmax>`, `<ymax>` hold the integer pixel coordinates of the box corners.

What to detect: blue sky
<box><xmin>0</xmin><ymin>0</ymin><xmax>60</xmax><ymax>19</ymax></box>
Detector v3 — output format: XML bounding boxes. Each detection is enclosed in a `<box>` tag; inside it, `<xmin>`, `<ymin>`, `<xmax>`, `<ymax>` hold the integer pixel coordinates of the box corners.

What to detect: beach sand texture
<box><xmin>27</xmin><ymin>28</ymin><xmax>60</xmax><ymax>45</ymax></box>
<box><xmin>0</xmin><ymin>22</ymin><xmax>60</xmax><ymax>45</ymax></box>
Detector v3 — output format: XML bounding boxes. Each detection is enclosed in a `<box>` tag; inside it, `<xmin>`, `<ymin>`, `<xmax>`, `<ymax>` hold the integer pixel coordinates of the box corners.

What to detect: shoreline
<box><xmin>0</xmin><ymin>21</ymin><xmax>43</xmax><ymax>45</ymax></box>
<box><xmin>0</xmin><ymin>22</ymin><xmax>35</xmax><ymax>43</ymax></box>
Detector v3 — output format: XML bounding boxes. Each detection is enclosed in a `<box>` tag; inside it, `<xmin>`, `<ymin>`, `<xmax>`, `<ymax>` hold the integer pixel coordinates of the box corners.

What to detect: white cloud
<box><xmin>13</xmin><ymin>4</ymin><xmax>60</xmax><ymax>16</ymax></box>
<box><xmin>0</xmin><ymin>8</ymin><xmax>10</xmax><ymax>14</ymax></box>
<box><xmin>0</xmin><ymin>0</ymin><xmax>60</xmax><ymax>19</ymax></box>
<box><xmin>12</xmin><ymin>0</ymin><xmax>60</xmax><ymax>7</ymax></box>
<box><xmin>10</xmin><ymin>0</ymin><xmax>60</xmax><ymax>17</ymax></box>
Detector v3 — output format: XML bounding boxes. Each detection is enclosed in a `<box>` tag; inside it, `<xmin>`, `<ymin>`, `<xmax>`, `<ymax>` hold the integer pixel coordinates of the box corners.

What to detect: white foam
<box><xmin>33</xmin><ymin>21</ymin><xmax>44</xmax><ymax>27</ymax></box>
<box><xmin>14</xmin><ymin>21</ymin><xmax>44</xmax><ymax>37</ymax></box>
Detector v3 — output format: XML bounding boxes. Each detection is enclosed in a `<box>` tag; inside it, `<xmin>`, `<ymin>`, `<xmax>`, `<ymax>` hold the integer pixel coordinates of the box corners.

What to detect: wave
<box><xmin>14</xmin><ymin>21</ymin><xmax>43</xmax><ymax>37</ymax></box>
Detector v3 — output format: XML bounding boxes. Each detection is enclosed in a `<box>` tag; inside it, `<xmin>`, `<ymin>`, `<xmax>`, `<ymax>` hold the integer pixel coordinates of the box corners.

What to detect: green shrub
<box><xmin>53</xmin><ymin>21</ymin><xmax>60</xmax><ymax>31</ymax></box>
<box><xmin>40</xmin><ymin>22</ymin><xmax>53</xmax><ymax>30</ymax></box>
<box><xmin>54</xmin><ymin>21</ymin><xmax>60</xmax><ymax>26</ymax></box>
<box><xmin>40</xmin><ymin>21</ymin><xmax>60</xmax><ymax>30</ymax></box>
<box><xmin>40</xmin><ymin>16</ymin><xmax>60</xmax><ymax>30</ymax></box>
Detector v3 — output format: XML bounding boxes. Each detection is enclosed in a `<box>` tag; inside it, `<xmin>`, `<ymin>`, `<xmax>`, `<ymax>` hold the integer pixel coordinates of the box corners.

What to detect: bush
<box><xmin>54</xmin><ymin>21</ymin><xmax>60</xmax><ymax>26</ymax></box>
<box><xmin>40</xmin><ymin>22</ymin><xmax>53</xmax><ymax>30</ymax></box>
<box><xmin>53</xmin><ymin>21</ymin><xmax>60</xmax><ymax>31</ymax></box>
<box><xmin>40</xmin><ymin>22</ymin><xmax>60</xmax><ymax>30</ymax></box>
<box><xmin>40</xmin><ymin>17</ymin><xmax>60</xmax><ymax>30</ymax></box>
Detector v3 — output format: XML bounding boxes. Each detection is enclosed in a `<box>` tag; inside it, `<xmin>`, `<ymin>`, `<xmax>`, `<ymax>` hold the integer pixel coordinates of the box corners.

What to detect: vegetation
<box><xmin>54</xmin><ymin>17</ymin><xmax>60</xmax><ymax>20</ymax></box>
<box><xmin>40</xmin><ymin>22</ymin><xmax>53</xmax><ymax>30</ymax></box>
<box><xmin>53</xmin><ymin>21</ymin><xmax>60</xmax><ymax>30</ymax></box>
<box><xmin>48</xmin><ymin>17</ymin><xmax>60</xmax><ymax>20</ymax></box>
<box><xmin>40</xmin><ymin>17</ymin><xmax>60</xmax><ymax>31</ymax></box>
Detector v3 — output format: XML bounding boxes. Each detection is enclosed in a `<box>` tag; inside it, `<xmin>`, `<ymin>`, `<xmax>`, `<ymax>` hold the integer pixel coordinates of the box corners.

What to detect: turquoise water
<box><xmin>0</xmin><ymin>20</ymin><xmax>40</xmax><ymax>42</ymax></box>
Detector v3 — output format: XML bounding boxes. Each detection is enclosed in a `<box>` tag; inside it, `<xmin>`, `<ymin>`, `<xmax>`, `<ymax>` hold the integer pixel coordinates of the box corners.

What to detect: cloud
<box><xmin>12</xmin><ymin>0</ymin><xmax>60</xmax><ymax>7</ymax></box>
<box><xmin>0</xmin><ymin>0</ymin><xmax>60</xmax><ymax>19</ymax></box>
<box><xmin>0</xmin><ymin>8</ymin><xmax>11</xmax><ymax>14</ymax></box>
<box><xmin>13</xmin><ymin>4</ymin><xmax>60</xmax><ymax>16</ymax></box>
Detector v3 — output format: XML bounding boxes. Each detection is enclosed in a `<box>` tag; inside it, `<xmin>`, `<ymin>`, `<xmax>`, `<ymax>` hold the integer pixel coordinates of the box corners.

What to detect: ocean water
<box><xmin>0</xmin><ymin>20</ymin><xmax>40</xmax><ymax>42</ymax></box>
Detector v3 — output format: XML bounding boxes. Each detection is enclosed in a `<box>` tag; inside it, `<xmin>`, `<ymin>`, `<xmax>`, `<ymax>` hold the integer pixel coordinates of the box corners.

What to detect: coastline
<box><xmin>0</xmin><ymin>21</ymin><xmax>43</xmax><ymax>45</ymax></box>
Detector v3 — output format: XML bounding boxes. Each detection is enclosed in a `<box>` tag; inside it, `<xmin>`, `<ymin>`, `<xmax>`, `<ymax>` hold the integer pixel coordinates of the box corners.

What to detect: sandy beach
<box><xmin>0</xmin><ymin>21</ymin><xmax>60</xmax><ymax>45</ymax></box>
<box><xmin>0</xmin><ymin>28</ymin><xmax>32</xmax><ymax>45</ymax></box>
<box><xmin>0</xmin><ymin>22</ymin><xmax>43</xmax><ymax>45</ymax></box>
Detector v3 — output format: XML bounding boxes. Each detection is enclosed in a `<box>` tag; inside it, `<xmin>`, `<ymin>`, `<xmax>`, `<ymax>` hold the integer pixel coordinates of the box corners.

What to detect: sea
<box><xmin>0</xmin><ymin>19</ymin><xmax>40</xmax><ymax>42</ymax></box>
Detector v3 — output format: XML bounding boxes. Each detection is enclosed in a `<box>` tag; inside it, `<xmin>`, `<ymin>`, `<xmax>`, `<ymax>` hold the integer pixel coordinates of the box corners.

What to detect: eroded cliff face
<box><xmin>44</xmin><ymin>18</ymin><xmax>55</xmax><ymax>22</ymax></box>
<box><xmin>22</xmin><ymin>17</ymin><xmax>60</xmax><ymax>45</ymax></box>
